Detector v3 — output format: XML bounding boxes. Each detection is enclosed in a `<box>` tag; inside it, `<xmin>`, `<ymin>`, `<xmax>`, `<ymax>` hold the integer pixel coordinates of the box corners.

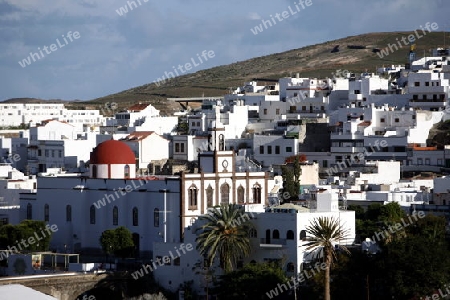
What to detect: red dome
<box><xmin>90</xmin><ymin>140</ymin><xmax>135</xmax><ymax>165</ymax></box>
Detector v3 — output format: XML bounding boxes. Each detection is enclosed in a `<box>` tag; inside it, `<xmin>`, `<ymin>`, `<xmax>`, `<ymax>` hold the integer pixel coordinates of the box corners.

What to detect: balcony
<box><xmin>331</xmin><ymin>131</ymin><xmax>364</xmax><ymax>139</ymax></box>
<box><xmin>330</xmin><ymin>146</ymin><xmax>366</xmax><ymax>153</ymax></box>
<box><xmin>260</xmin><ymin>238</ymin><xmax>287</xmax><ymax>248</ymax></box>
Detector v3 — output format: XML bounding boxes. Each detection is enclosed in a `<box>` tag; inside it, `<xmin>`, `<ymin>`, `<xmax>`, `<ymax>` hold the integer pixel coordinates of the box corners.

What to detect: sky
<box><xmin>0</xmin><ymin>0</ymin><xmax>448</xmax><ymax>101</ymax></box>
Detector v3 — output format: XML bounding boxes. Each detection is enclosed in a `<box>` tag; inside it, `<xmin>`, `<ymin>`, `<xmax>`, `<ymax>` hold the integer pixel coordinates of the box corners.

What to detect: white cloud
<box><xmin>248</xmin><ymin>12</ymin><xmax>261</xmax><ymax>20</ymax></box>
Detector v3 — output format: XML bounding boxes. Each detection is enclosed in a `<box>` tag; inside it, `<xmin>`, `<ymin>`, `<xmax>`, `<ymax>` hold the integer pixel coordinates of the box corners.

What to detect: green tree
<box><xmin>176</xmin><ymin>119</ymin><xmax>189</xmax><ymax>135</ymax></box>
<box><xmin>381</xmin><ymin>215</ymin><xmax>450</xmax><ymax>299</ymax></box>
<box><xmin>195</xmin><ymin>204</ymin><xmax>253</xmax><ymax>273</ymax></box>
<box><xmin>293</xmin><ymin>156</ymin><xmax>302</xmax><ymax>195</ymax></box>
<box><xmin>99</xmin><ymin>229</ymin><xmax>116</xmax><ymax>255</ymax></box>
<box><xmin>281</xmin><ymin>156</ymin><xmax>302</xmax><ymax>202</ymax></box>
<box><xmin>281</xmin><ymin>166</ymin><xmax>297</xmax><ymax>202</ymax></box>
<box><xmin>305</xmin><ymin>217</ymin><xmax>351</xmax><ymax>300</ymax></box>
<box><xmin>99</xmin><ymin>226</ymin><xmax>134</xmax><ymax>259</ymax></box>
<box><xmin>214</xmin><ymin>262</ymin><xmax>288</xmax><ymax>299</ymax></box>
<box><xmin>0</xmin><ymin>220</ymin><xmax>53</xmax><ymax>252</ymax></box>
<box><xmin>347</xmin><ymin>205</ymin><xmax>365</xmax><ymax>219</ymax></box>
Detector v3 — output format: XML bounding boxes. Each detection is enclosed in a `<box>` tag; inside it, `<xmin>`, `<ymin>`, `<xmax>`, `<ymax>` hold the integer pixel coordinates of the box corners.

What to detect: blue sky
<box><xmin>0</xmin><ymin>0</ymin><xmax>447</xmax><ymax>101</ymax></box>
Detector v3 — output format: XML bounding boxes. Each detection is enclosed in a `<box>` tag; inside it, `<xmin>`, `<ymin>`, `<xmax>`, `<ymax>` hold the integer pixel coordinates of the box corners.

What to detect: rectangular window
<box><xmin>425</xmin><ymin>158</ymin><xmax>430</xmax><ymax>165</ymax></box>
<box><xmin>395</xmin><ymin>118</ymin><xmax>399</xmax><ymax>123</ymax></box>
<box><xmin>175</xmin><ymin>143</ymin><xmax>180</xmax><ymax>153</ymax></box>
<box><xmin>275</xmin><ymin>146</ymin><xmax>280</xmax><ymax>154</ymax></box>
<box><xmin>425</xmin><ymin>82</ymin><xmax>430</xmax><ymax>86</ymax></box>
<box><xmin>417</xmin><ymin>158</ymin><xmax>423</xmax><ymax>165</ymax></box>
<box><xmin>413</xmin><ymin>95</ymin><xmax>418</xmax><ymax>100</ymax></box>
<box><xmin>51</xmin><ymin>150</ymin><xmax>55</xmax><ymax>157</ymax></box>
<box><xmin>267</xmin><ymin>146</ymin><xmax>272</xmax><ymax>154</ymax></box>
<box><xmin>286</xmin><ymin>147</ymin><xmax>292</xmax><ymax>152</ymax></box>
<box><xmin>275</xmin><ymin>108</ymin><xmax>280</xmax><ymax>115</ymax></box>
<box><xmin>38</xmin><ymin>150</ymin><xmax>42</xmax><ymax>156</ymax></box>
<box><xmin>263</xmin><ymin>108</ymin><xmax>268</xmax><ymax>115</ymax></box>
<box><xmin>45</xmin><ymin>150</ymin><xmax>49</xmax><ymax>157</ymax></box>
<box><xmin>414</xmin><ymin>82</ymin><xmax>420</xmax><ymax>86</ymax></box>
<box><xmin>181</xmin><ymin>143</ymin><xmax>185</xmax><ymax>153</ymax></box>
<box><xmin>259</xmin><ymin>146</ymin><xmax>264</xmax><ymax>154</ymax></box>
<box><xmin>58</xmin><ymin>150</ymin><xmax>62</xmax><ymax>158</ymax></box>
<box><xmin>380</xmin><ymin>118</ymin><xmax>385</xmax><ymax>123</ymax></box>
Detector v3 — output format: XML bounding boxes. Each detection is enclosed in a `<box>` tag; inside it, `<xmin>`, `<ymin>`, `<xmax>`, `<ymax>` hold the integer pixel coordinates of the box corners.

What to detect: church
<box><xmin>19</xmin><ymin>121</ymin><xmax>268</xmax><ymax>256</ymax></box>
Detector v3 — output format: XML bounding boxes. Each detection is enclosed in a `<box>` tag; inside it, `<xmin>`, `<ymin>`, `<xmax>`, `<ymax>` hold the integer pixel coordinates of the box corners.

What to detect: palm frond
<box><xmin>195</xmin><ymin>204</ymin><xmax>253</xmax><ymax>273</ymax></box>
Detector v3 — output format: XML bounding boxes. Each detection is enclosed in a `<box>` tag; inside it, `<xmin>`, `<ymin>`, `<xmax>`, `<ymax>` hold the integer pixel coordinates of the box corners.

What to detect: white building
<box><xmin>0</xmin><ymin>103</ymin><xmax>105</xmax><ymax>128</ymax></box>
<box><xmin>27</xmin><ymin>121</ymin><xmax>97</xmax><ymax>174</ymax></box>
<box><xmin>112</xmin><ymin>103</ymin><xmax>160</xmax><ymax>127</ymax></box>
<box><xmin>0</xmin><ymin>165</ymin><xmax>36</xmax><ymax>225</ymax></box>
<box><xmin>406</xmin><ymin>70</ymin><xmax>449</xmax><ymax>111</ymax></box>
<box><xmin>152</xmin><ymin>190</ymin><xmax>355</xmax><ymax>296</ymax></box>
<box><xmin>21</xmin><ymin>140</ymin><xmax>180</xmax><ymax>255</ymax></box>
<box><xmin>120</xmin><ymin>131</ymin><xmax>170</xmax><ymax>172</ymax></box>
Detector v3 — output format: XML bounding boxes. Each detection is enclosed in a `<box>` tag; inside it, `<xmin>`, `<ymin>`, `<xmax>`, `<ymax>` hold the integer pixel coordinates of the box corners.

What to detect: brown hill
<box><xmin>4</xmin><ymin>31</ymin><xmax>448</xmax><ymax>116</ymax></box>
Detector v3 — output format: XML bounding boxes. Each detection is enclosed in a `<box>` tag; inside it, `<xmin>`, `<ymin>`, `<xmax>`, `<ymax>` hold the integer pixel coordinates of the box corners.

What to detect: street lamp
<box><xmin>159</xmin><ymin>189</ymin><xmax>170</xmax><ymax>243</ymax></box>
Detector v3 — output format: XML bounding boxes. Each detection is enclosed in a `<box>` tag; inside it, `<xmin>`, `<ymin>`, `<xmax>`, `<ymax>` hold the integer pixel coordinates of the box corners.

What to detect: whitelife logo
<box><xmin>0</xmin><ymin>224</ymin><xmax>58</xmax><ymax>261</ymax></box>
<box><xmin>250</xmin><ymin>0</ymin><xmax>313</xmax><ymax>35</ymax></box>
<box><xmin>131</xmin><ymin>243</ymin><xmax>194</xmax><ymax>279</ymax></box>
<box><xmin>153</xmin><ymin>50</ymin><xmax>215</xmax><ymax>87</ymax></box>
<box><xmin>115</xmin><ymin>0</ymin><xmax>149</xmax><ymax>16</ymax></box>
<box><xmin>18</xmin><ymin>31</ymin><xmax>81</xmax><ymax>68</ymax></box>
<box><xmin>376</xmin><ymin>22</ymin><xmax>439</xmax><ymax>58</ymax></box>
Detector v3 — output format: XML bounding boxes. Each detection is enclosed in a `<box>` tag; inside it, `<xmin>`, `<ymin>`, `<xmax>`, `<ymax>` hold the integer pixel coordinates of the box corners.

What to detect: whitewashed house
<box><xmin>152</xmin><ymin>190</ymin><xmax>355</xmax><ymax>296</ymax></box>
<box><xmin>120</xmin><ymin>131</ymin><xmax>170</xmax><ymax>173</ymax></box>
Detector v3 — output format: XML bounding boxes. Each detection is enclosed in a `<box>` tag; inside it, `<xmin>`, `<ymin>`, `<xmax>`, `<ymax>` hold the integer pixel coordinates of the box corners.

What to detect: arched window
<box><xmin>132</xmin><ymin>207</ymin><xmax>138</xmax><ymax>226</ymax></box>
<box><xmin>90</xmin><ymin>205</ymin><xmax>96</xmax><ymax>224</ymax></box>
<box><xmin>26</xmin><ymin>203</ymin><xmax>32</xmax><ymax>219</ymax></box>
<box><xmin>220</xmin><ymin>183</ymin><xmax>230</xmax><ymax>204</ymax></box>
<box><xmin>287</xmin><ymin>262</ymin><xmax>295</xmax><ymax>272</ymax></box>
<box><xmin>249</xmin><ymin>228</ymin><xmax>257</xmax><ymax>238</ymax></box>
<box><xmin>66</xmin><ymin>205</ymin><xmax>72</xmax><ymax>222</ymax></box>
<box><xmin>287</xmin><ymin>230</ymin><xmax>294</xmax><ymax>240</ymax></box>
<box><xmin>237</xmin><ymin>186</ymin><xmax>245</xmax><ymax>204</ymax></box>
<box><xmin>218</xmin><ymin>134</ymin><xmax>225</xmax><ymax>151</ymax></box>
<box><xmin>206</xmin><ymin>185</ymin><xmax>213</xmax><ymax>207</ymax></box>
<box><xmin>300</xmin><ymin>230</ymin><xmax>307</xmax><ymax>241</ymax></box>
<box><xmin>188</xmin><ymin>184</ymin><xmax>198</xmax><ymax>209</ymax></box>
<box><xmin>273</xmin><ymin>229</ymin><xmax>280</xmax><ymax>239</ymax></box>
<box><xmin>252</xmin><ymin>183</ymin><xmax>261</xmax><ymax>204</ymax></box>
<box><xmin>44</xmin><ymin>204</ymin><xmax>49</xmax><ymax>222</ymax></box>
<box><xmin>92</xmin><ymin>165</ymin><xmax>97</xmax><ymax>178</ymax></box>
<box><xmin>124</xmin><ymin>164</ymin><xmax>130</xmax><ymax>179</ymax></box>
<box><xmin>113</xmin><ymin>206</ymin><xmax>118</xmax><ymax>225</ymax></box>
<box><xmin>154</xmin><ymin>208</ymin><xmax>159</xmax><ymax>227</ymax></box>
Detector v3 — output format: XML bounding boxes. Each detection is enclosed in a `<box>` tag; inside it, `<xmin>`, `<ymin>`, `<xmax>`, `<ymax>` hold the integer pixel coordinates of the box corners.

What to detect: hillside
<box><xmin>3</xmin><ymin>31</ymin><xmax>448</xmax><ymax>116</ymax></box>
<box><xmin>87</xmin><ymin>31</ymin><xmax>446</xmax><ymax>114</ymax></box>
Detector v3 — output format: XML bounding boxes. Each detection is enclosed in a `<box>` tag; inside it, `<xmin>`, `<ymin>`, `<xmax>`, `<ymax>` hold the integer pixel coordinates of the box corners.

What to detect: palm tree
<box><xmin>195</xmin><ymin>204</ymin><xmax>253</xmax><ymax>273</ymax></box>
<box><xmin>304</xmin><ymin>216</ymin><xmax>350</xmax><ymax>300</ymax></box>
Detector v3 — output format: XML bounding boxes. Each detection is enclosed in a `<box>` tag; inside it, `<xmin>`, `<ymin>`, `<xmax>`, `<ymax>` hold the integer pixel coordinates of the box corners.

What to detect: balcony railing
<box><xmin>260</xmin><ymin>238</ymin><xmax>287</xmax><ymax>246</ymax></box>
